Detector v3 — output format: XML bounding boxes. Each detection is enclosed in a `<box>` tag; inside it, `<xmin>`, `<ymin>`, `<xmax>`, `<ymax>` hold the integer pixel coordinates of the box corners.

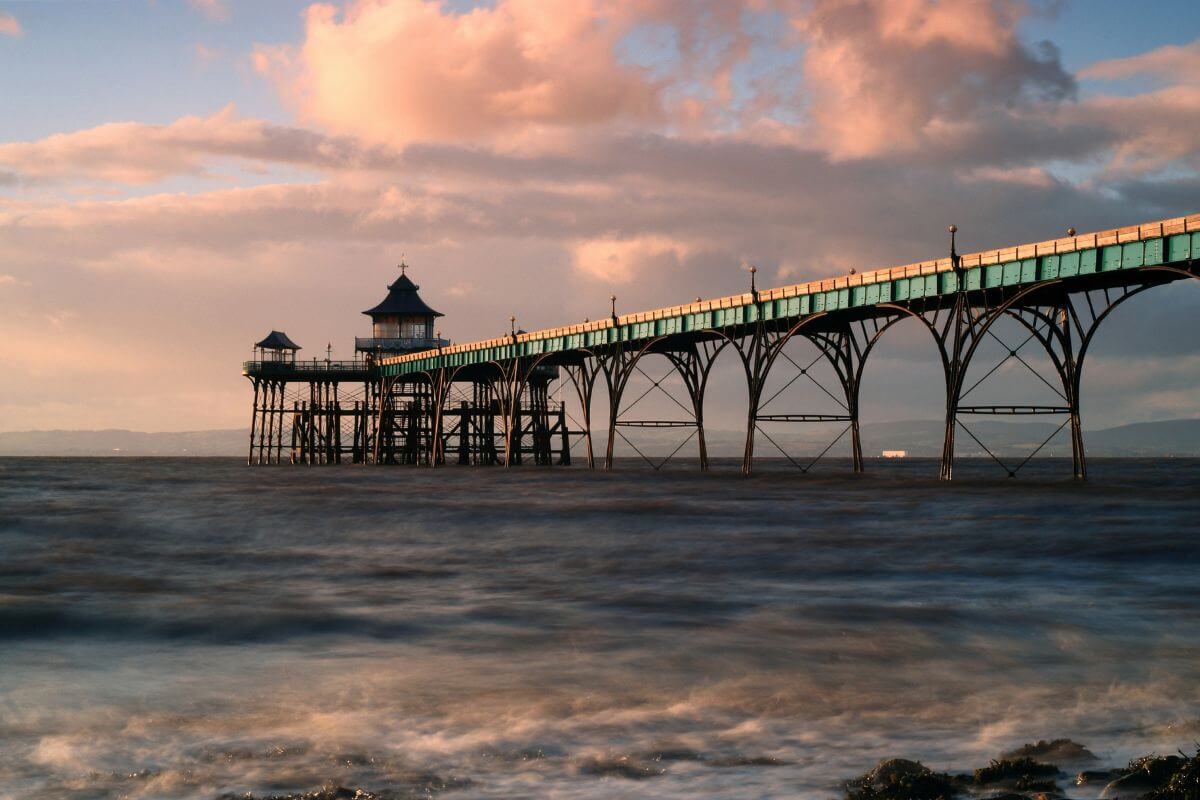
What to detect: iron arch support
<box><xmin>944</xmin><ymin>270</ymin><xmax>1193</xmax><ymax>481</ymax></box>
<box><xmin>600</xmin><ymin>335</ymin><xmax>726</xmax><ymax>471</ymax></box>
<box><xmin>938</xmin><ymin>280</ymin><xmax>1069</xmax><ymax>480</ymax></box>
<box><xmin>743</xmin><ymin>310</ymin><xmax>925</xmax><ymax>476</ymax></box>
<box><xmin>560</xmin><ymin>348</ymin><xmax>610</xmax><ymax>469</ymax></box>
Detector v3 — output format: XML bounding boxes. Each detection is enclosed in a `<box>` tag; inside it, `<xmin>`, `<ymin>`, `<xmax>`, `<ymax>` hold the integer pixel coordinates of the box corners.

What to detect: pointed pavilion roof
<box><xmin>255</xmin><ymin>330</ymin><xmax>301</xmax><ymax>350</ymax></box>
<box><xmin>362</xmin><ymin>270</ymin><xmax>443</xmax><ymax>318</ymax></box>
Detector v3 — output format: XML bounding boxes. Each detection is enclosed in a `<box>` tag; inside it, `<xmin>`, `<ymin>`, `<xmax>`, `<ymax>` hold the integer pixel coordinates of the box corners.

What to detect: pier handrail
<box><xmin>243</xmin><ymin>360</ymin><xmax>368</xmax><ymax>374</ymax></box>
<box><xmin>381</xmin><ymin>211</ymin><xmax>1200</xmax><ymax>367</ymax></box>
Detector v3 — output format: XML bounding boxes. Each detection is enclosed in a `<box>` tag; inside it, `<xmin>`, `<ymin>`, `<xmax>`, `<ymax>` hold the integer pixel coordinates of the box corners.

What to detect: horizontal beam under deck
<box><xmin>380</xmin><ymin>213</ymin><xmax>1200</xmax><ymax>379</ymax></box>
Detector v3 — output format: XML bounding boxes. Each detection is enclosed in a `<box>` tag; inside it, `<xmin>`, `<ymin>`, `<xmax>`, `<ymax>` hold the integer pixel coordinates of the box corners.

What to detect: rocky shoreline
<box><xmin>222</xmin><ymin>739</ymin><xmax>1200</xmax><ymax>800</ymax></box>
<box><xmin>845</xmin><ymin>740</ymin><xmax>1199</xmax><ymax>800</ymax></box>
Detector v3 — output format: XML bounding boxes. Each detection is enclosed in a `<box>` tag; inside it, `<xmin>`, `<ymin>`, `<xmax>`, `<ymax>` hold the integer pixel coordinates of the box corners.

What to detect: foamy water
<box><xmin>1</xmin><ymin>457</ymin><xmax>1198</xmax><ymax>799</ymax></box>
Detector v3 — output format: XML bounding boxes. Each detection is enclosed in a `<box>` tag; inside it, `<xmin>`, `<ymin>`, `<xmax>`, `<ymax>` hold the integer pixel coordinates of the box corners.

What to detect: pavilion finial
<box><xmin>398</xmin><ymin>260</ymin><xmax>408</xmax><ymax>276</ymax></box>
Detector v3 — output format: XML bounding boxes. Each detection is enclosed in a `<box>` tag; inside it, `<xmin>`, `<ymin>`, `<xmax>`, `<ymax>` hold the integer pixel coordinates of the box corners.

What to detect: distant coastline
<box><xmin>4</xmin><ymin>418</ymin><xmax>1200</xmax><ymax>457</ymax></box>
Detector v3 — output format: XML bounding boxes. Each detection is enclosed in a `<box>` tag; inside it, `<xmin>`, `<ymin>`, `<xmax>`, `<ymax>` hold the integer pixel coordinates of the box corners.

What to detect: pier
<box><xmin>244</xmin><ymin>212</ymin><xmax>1200</xmax><ymax>479</ymax></box>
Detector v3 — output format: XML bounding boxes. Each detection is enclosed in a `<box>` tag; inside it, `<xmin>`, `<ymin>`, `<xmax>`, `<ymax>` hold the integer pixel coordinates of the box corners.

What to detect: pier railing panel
<box><xmin>378</xmin><ymin>213</ymin><xmax>1200</xmax><ymax>377</ymax></box>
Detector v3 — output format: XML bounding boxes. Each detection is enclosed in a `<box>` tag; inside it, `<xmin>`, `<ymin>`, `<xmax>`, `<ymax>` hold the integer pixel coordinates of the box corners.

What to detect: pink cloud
<box><xmin>188</xmin><ymin>0</ymin><xmax>230</xmax><ymax>22</ymax></box>
<box><xmin>0</xmin><ymin>10</ymin><xmax>21</xmax><ymax>37</ymax></box>
<box><xmin>1068</xmin><ymin>87</ymin><xmax>1200</xmax><ymax>176</ymax></box>
<box><xmin>195</xmin><ymin>42</ymin><xmax>221</xmax><ymax>67</ymax></box>
<box><xmin>791</xmin><ymin>0</ymin><xmax>1074</xmax><ymax>159</ymax></box>
<box><xmin>572</xmin><ymin>234</ymin><xmax>695</xmax><ymax>284</ymax></box>
<box><xmin>1082</xmin><ymin>40</ymin><xmax>1200</xmax><ymax>84</ymax></box>
<box><xmin>0</xmin><ymin>105</ymin><xmax>401</xmax><ymax>185</ymax></box>
<box><xmin>1068</xmin><ymin>41</ymin><xmax>1200</xmax><ymax>175</ymax></box>
<box><xmin>257</xmin><ymin>0</ymin><xmax>665</xmax><ymax>146</ymax></box>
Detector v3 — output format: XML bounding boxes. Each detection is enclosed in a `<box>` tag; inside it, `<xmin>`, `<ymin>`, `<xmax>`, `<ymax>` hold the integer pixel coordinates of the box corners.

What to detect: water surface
<box><xmin>1</xmin><ymin>457</ymin><xmax>1198</xmax><ymax>799</ymax></box>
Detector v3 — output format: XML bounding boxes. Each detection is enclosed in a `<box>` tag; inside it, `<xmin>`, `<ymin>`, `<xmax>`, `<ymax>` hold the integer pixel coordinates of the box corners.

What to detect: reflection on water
<box><xmin>1</xmin><ymin>457</ymin><xmax>1198</xmax><ymax>799</ymax></box>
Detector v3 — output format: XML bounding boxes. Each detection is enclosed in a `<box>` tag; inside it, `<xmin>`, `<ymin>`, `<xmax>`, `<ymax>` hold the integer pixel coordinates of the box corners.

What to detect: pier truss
<box><xmin>244</xmin><ymin>213</ymin><xmax>1200</xmax><ymax>478</ymax></box>
<box><xmin>245</xmin><ymin>361</ymin><xmax>577</xmax><ymax>468</ymax></box>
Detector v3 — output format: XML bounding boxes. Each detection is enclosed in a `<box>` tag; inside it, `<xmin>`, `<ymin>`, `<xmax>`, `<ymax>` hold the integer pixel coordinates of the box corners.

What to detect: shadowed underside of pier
<box><xmin>247</xmin><ymin>212</ymin><xmax>1200</xmax><ymax>479</ymax></box>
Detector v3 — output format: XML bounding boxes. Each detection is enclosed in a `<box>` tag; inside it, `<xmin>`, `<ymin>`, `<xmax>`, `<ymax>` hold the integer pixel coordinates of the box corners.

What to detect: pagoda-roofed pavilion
<box><xmin>357</xmin><ymin>265</ymin><xmax>450</xmax><ymax>354</ymax></box>
<box><xmin>254</xmin><ymin>330</ymin><xmax>301</xmax><ymax>362</ymax></box>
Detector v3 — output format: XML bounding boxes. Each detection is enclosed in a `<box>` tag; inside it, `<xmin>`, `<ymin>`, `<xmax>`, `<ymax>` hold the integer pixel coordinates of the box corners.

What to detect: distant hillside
<box><xmin>2</xmin><ymin>419</ymin><xmax>1199</xmax><ymax>457</ymax></box>
<box><xmin>0</xmin><ymin>429</ymin><xmax>247</xmax><ymax>456</ymax></box>
<box><xmin>650</xmin><ymin>418</ymin><xmax>1200</xmax><ymax>458</ymax></box>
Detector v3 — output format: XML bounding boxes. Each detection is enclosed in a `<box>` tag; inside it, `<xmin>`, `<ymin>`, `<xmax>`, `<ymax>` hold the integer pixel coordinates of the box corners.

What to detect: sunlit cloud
<box><xmin>188</xmin><ymin>0</ymin><xmax>230</xmax><ymax>22</ymax></box>
<box><xmin>572</xmin><ymin>234</ymin><xmax>695</xmax><ymax>284</ymax></box>
<box><xmin>1082</xmin><ymin>40</ymin><xmax>1200</xmax><ymax>85</ymax></box>
<box><xmin>255</xmin><ymin>0</ymin><xmax>664</xmax><ymax>146</ymax></box>
<box><xmin>789</xmin><ymin>0</ymin><xmax>1074</xmax><ymax>159</ymax></box>
<box><xmin>0</xmin><ymin>105</ymin><xmax>399</xmax><ymax>185</ymax></box>
<box><xmin>194</xmin><ymin>42</ymin><xmax>221</xmax><ymax>67</ymax></box>
<box><xmin>0</xmin><ymin>11</ymin><xmax>20</xmax><ymax>38</ymax></box>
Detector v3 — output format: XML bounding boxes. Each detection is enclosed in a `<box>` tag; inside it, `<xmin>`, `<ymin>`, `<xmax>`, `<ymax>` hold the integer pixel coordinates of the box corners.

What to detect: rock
<box><xmin>635</xmin><ymin>746</ymin><xmax>704</xmax><ymax>762</ymax></box>
<box><xmin>1003</xmin><ymin>740</ymin><xmax>1097</xmax><ymax>765</ymax></box>
<box><xmin>218</xmin><ymin>788</ymin><xmax>380</xmax><ymax>800</ymax></box>
<box><xmin>871</xmin><ymin>759</ymin><xmax>934</xmax><ymax>784</ymax></box>
<box><xmin>1101</xmin><ymin>755</ymin><xmax>1186</xmax><ymax>799</ymax></box>
<box><xmin>1134</xmin><ymin>749</ymin><xmax>1200</xmax><ymax>800</ymax></box>
<box><xmin>845</xmin><ymin>758</ymin><xmax>959</xmax><ymax>800</ymax></box>
<box><xmin>974</xmin><ymin>758</ymin><xmax>1060</xmax><ymax>786</ymax></box>
<box><xmin>1136</xmin><ymin>756</ymin><xmax>1188</xmax><ymax>784</ymax></box>
<box><xmin>578</xmin><ymin>756</ymin><xmax>665</xmax><ymax>780</ymax></box>
<box><xmin>1013</xmin><ymin>776</ymin><xmax>1061</xmax><ymax>794</ymax></box>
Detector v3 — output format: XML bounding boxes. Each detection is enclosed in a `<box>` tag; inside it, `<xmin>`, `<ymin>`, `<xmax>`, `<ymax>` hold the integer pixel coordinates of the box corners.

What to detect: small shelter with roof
<box><xmin>357</xmin><ymin>264</ymin><xmax>448</xmax><ymax>354</ymax></box>
<box><xmin>254</xmin><ymin>330</ymin><xmax>301</xmax><ymax>363</ymax></box>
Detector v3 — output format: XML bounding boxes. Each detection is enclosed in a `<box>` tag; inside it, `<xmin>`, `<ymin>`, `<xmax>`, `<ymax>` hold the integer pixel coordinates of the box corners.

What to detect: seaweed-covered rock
<box><xmin>845</xmin><ymin>758</ymin><xmax>959</xmax><ymax>800</ymax></box>
<box><xmin>217</xmin><ymin>787</ymin><xmax>382</xmax><ymax>800</ymax></box>
<box><xmin>1013</xmin><ymin>776</ymin><xmax>1061</xmax><ymax>794</ymax></box>
<box><xmin>1101</xmin><ymin>755</ymin><xmax>1186</xmax><ymax>799</ymax></box>
<box><xmin>1003</xmin><ymin>740</ymin><xmax>1097</xmax><ymax>764</ymax></box>
<box><xmin>1138</xmin><ymin>750</ymin><xmax>1200</xmax><ymax>800</ymax></box>
<box><xmin>578</xmin><ymin>756</ymin><xmax>665</xmax><ymax>780</ymax></box>
<box><xmin>635</xmin><ymin>746</ymin><xmax>704</xmax><ymax>763</ymax></box>
<box><xmin>974</xmin><ymin>757</ymin><xmax>1060</xmax><ymax>786</ymax></box>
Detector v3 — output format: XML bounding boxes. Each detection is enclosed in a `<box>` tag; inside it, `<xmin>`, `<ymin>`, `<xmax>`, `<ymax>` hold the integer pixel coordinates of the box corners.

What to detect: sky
<box><xmin>2</xmin><ymin>0</ymin><xmax>1200</xmax><ymax>433</ymax></box>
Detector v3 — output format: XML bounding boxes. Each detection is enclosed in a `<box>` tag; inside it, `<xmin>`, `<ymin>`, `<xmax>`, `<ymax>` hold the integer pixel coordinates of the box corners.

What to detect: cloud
<box><xmin>195</xmin><ymin>42</ymin><xmax>221</xmax><ymax>67</ymax></box>
<box><xmin>960</xmin><ymin>165</ymin><xmax>1056</xmax><ymax>189</ymax></box>
<box><xmin>188</xmin><ymin>0</ymin><xmax>230</xmax><ymax>22</ymax></box>
<box><xmin>572</xmin><ymin>234</ymin><xmax>694</xmax><ymax>284</ymax></box>
<box><xmin>0</xmin><ymin>11</ymin><xmax>21</xmax><ymax>37</ymax></box>
<box><xmin>789</xmin><ymin>0</ymin><xmax>1075</xmax><ymax>159</ymax></box>
<box><xmin>256</xmin><ymin>0</ymin><xmax>664</xmax><ymax>146</ymax></box>
<box><xmin>1067</xmin><ymin>87</ymin><xmax>1200</xmax><ymax>176</ymax></box>
<box><xmin>1069</xmin><ymin>41</ymin><xmax>1200</xmax><ymax>176</ymax></box>
<box><xmin>1082</xmin><ymin>40</ymin><xmax>1200</xmax><ymax>85</ymax></box>
<box><xmin>0</xmin><ymin>105</ymin><xmax>400</xmax><ymax>184</ymax></box>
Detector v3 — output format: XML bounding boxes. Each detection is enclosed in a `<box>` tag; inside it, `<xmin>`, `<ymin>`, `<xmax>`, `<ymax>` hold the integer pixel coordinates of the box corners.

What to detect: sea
<box><xmin>1</xmin><ymin>457</ymin><xmax>1198</xmax><ymax>800</ymax></box>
